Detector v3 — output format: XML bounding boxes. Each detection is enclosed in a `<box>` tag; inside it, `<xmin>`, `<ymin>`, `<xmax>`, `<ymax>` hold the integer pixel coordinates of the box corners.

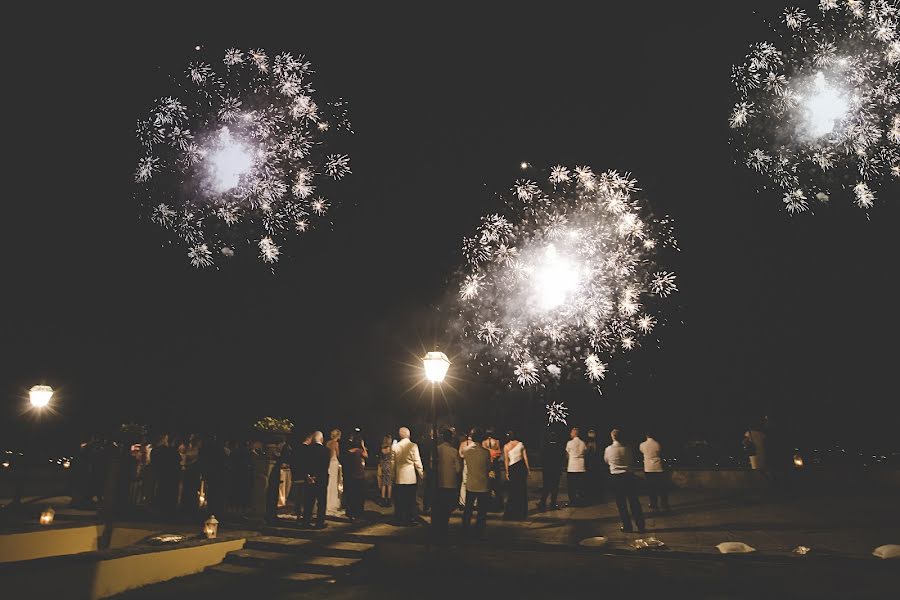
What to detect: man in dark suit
<box><xmin>290</xmin><ymin>433</ymin><xmax>312</xmax><ymax>521</ymax></box>
<box><xmin>302</xmin><ymin>431</ymin><xmax>331</xmax><ymax>528</ymax></box>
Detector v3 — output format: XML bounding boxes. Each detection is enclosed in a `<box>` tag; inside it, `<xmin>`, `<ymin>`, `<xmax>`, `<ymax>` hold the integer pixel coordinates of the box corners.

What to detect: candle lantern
<box><xmin>203</xmin><ymin>515</ymin><xmax>219</xmax><ymax>539</ymax></box>
<box><xmin>39</xmin><ymin>506</ymin><xmax>55</xmax><ymax>525</ymax></box>
<box><xmin>793</xmin><ymin>454</ymin><xmax>804</xmax><ymax>468</ymax></box>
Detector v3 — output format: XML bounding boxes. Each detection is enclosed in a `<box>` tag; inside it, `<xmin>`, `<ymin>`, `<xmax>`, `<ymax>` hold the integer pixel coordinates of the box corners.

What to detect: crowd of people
<box><xmin>58</xmin><ymin>419</ymin><xmax>730</xmax><ymax>542</ymax></box>
<box><xmin>256</xmin><ymin>424</ymin><xmax>676</xmax><ymax>541</ymax></box>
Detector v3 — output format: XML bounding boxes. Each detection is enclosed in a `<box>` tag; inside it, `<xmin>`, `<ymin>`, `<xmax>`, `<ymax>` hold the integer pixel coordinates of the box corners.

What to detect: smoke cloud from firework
<box><xmin>730</xmin><ymin>1</ymin><xmax>899</xmax><ymax>213</ymax></box>
<box><xmin>135</xmin><ymin>48</ymin><xmax>352</xmax><ymax>267</ymax></box>
<box><xmin>452</xmin><ymin>166</ymin><xmax>678</xmax><ymax>401</ymax></box>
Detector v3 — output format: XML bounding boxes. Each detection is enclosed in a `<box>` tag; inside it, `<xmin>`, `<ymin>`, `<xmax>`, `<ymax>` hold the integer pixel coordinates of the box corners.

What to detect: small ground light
<box><xmin>203</xmin><ymin>515</ymin><xmax>219</xmax><ymax>539</ymax></box>
<box><xmin>793</xmin><ymin>454</ymin><xmax>804</xmax><ymax>468</ymax></box>
<box><xmin>39</xmin><ymin>506</ymin><xmax>55</xmax><ymax>525</ymax></box>
<box><xmin>520</xmin><ymin>161</ymin><xmax>529</xmax><ymax>169</ymax></box>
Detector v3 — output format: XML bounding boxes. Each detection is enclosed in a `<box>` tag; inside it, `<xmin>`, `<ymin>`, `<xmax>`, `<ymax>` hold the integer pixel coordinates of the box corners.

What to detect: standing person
<box><xmin>265</xmin><ymin>437</ymin><xmax>291</xmax><ymax>524</ymax></box>
<box><xmin>503</xmin><ymin>430</ymin><xmax>530</xmax><ymax>520</ymax></box>
<box><xmin>152</xmin><ymin>434</ymin><xmax>181</xmax><ymax>520</ymax></box>
<box><xmin>199</xmin><ymin>435</ymin><xmax>227</xmax><ymax>518</ymax></box>
<box><xmin>302</xmin><ymin>432</ymin><xmax>331</xmax><ymax>528</ymax></box>
<box><xmin>341</xmin><ymin>434</ymin><xmax>368</xmax><ymax>522</ymax></box>
<box><xmin>180</xmin><ymin>435</ymin><xmax>202</xmax><ymax>517</ymax></box>
<box><xmin>640</xmin><ymin>432</ymin><xmax>669</xmax><ymax>511</ymax></box>
<box><xmin>462</xmin><ymin>429</ymin><xmax>491</xmax><ymax>539</ymax></box>
<box><xmin>585</xmin><ymin>428</ymin><xmax>603</xmax><ymax>504</ymax></box>
<box><xmin>604</xmin><ymin>428</ymin><xmax>645</xmax><ymax>533</ymax></box>
<box><xmin>433</xmin><ymin>428</ymin><xmax>462</xmax><ymax>544</ymax></box>
<box><xmin>325</xmin><ymin>429</ymin><xmax>343</xmax><ymax>516</ymax></box>
<box><xmin>537</xmin><ymin>432</ymin><xmax>565</xmax><ymax>511</ymax></box>
<box><xmin>483</xmin><ymin>429</ymin><xmax>504</xmax><ymax>511</ymax></box>
<box><xmin>290</xmin><ymin>433</ymin><xmax>312</xmax><ymax>520</ymax></box>
<box><xmin>458</xmin><ymin>430</ymin><xmax>476</xmax><ymax>509</ymax></box>
<box><xmin>392</xmin><ymin>427</ymin><xmax>424</xmax><ymax>525</ymax></box>
<box><xmin>420</xmin><ymin>428</ymin><xmax>434</xmax><ymax>515</ymax></box>
<box><xmin>565</xmin><ymin>427</ymin><xmax>587</xmax><ymax>507</ymax></box>
<box><xmin>378</xmin><ymin>434</ymin><xmax>394</xmax><ymax>507</ymax></box>
<box><xmin>745</xmin><ymin>423</ymin><xmax>767</xmax><ymax>472</ymax></box>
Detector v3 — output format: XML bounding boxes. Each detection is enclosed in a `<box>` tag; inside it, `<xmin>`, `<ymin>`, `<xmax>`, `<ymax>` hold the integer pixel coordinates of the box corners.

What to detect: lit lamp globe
<box><xmin>29</xmin><ymin>385</ymin><xmax>54</xmax><ymax>409</ymax></box>
<box><xmin>423</xmin><ymin>351</ymin><xmax>450</xmax><ymax>384</ymax></box>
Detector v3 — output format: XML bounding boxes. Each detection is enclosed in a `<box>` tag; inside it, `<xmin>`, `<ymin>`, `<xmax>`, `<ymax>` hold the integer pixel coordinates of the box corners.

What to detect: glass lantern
<box><xmin>203</xmin><ymin>515</ymin><xmax>219</xmax><ymax>539</ymax></box>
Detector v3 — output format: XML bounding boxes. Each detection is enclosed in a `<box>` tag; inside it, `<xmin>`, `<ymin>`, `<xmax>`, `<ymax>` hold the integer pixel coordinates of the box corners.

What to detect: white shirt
<box><xmin>507</xmin><ymin>441</ymin><xmax>524</xmax><ymax>466</ymax></box>
<box><xmin>604</xmin><ymin>441</ymin><xmax>633</xmax><ymax>475</ymax></box>
<box><xmin>565</xmin><ymin>437</ymin><xmax>586</xmax><ymax>472</ymax></box>
<box><xmin>639</xmin><ymin>438</ymin><xmax>663</xmax><ymax>473</ymax></box>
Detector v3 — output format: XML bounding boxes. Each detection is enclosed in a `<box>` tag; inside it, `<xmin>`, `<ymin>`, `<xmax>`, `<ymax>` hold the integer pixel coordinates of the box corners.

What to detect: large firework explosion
<box><xmin>135</xmin><ymin>48</ymin><xmax>351</xmax><ymax>267</ymax></box>
<box><xmin>453</xmin><ymin>166</ymin><xmax>678</xmax><ymax>404</ymax></box>
<box><xmin>730</xmin><ymin>0</ymin><xmax>899</xmax><ymax>213</ymax></box>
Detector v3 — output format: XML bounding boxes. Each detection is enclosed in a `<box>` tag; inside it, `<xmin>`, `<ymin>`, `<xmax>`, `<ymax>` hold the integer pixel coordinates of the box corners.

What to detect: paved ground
<box><xmin>102</xmin><ymin>485</ymin><xmax>900</xmax><ymax>599</ymax></box>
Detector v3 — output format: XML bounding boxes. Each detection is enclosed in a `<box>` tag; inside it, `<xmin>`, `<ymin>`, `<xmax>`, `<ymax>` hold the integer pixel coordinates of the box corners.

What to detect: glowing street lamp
<box><xmin>8</xmin><ymin>385</ymin><xmax>56</xmax><ymax>508</ymax></box>
<box><xmin>423</xmin><ymin>351</ymin><xmax>451</xmax><ymax>384</ymax></box>
<box><xmin>29</xmin><ymin>385</ymin><xmax>54</xmax><ymax>409</ymax></box>
<box><xmin>422</xmin><ymin>351</ymin><xmax>450</xmax><ymax>541</ymax></box>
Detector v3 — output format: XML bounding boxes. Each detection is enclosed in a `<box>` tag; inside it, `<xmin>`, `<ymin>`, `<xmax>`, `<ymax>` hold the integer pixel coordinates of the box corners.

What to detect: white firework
<box><xmin>853</xmin><ymin>181</ymin><xmax>876</xmax><ymax>208</ymax></box>
<box><xmin>188</xmin><ymin>244</ymin><xmax>214</xmax><ymax>268</ymax></box>
<box><xmin>651</xmin><ymin>271</ymin><xmax>678</xmax><ymax>297</ymax></box>
<box><xmin>584</xmin><ymin>354</ymin><xmax>608</xmax><ymax>382</ymax></box>
<box><xmin>515</xmin><ymin>361</ymin><xmax>540</xmax><ymax>386</ymax></box>
<box><xmin>455</xmin><ymin>165</ymin><xmax>677</xmax><ymax>391</ymax></box>
<box><xmin>731</xmin><ymin>1</ymin><xmax>899</xmax><ymax>212</ymax></box>
<box><xmin>259</xmin><ymin>237</ymin><xmax>280</xmax><ymax>264</ymax></box>
<box><xmin>546</xmin><ymin>401</ymin><xmax>569</xmax><ymax>425</ymax></box>
<box><xmin>324</xmin><ymin>154</ymin><xmax>351</xmax><ymax>179</ymax></box>
<box><xmin>478</xmin><ymin>321</ymin><xmax>503</xmax><ymax>345</ymax></box>
<box><xmin>135</xmin><ymin>47</ymin><xmax>350</xmax><ymax>267</ymax></box>
<box><xmin>549</xmin><ymin>165</ymin><xmax>571</xmax><ymax>184</ymax></box>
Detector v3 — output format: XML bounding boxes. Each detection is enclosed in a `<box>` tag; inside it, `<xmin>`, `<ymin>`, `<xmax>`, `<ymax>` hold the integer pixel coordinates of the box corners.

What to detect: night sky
<box><xmin>5</xmin><ymin>2</ymin><xmax>898</xmax><ymax>452</ymax></box>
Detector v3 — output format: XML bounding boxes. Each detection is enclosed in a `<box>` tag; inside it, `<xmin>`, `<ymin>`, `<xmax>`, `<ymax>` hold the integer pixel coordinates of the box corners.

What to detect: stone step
<box><xmin>281</xmin><ymin>571</ymin><xmax>335</xmax><ymax>583</ymax></box>
<box><xmin>293</xmin><ymin>555</ymin><xmax>363</xmax><ymax>574</ymax></box>
<box><xmin>224</xmin><ymin>548</ymin><xmax>295</xmax><ymax>566</ymax></box>
<box><xmin>247</xmin><ymin>536</ymin><xmax>374</xmax><ymax>558</ymax></box>
<box><xmin>206</xmin><ymin>563</ymin><xmax>263</xmax><ymax>576</ymax></box>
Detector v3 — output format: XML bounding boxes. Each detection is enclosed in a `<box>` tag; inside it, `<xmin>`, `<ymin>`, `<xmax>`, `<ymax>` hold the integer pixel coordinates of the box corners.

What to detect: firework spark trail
<box><xmin>135</xmin><ymin>48</ymin><xmax>351</xmax><ymax>267</ymax></box>
<box><xmin>453</xmin><ymin>166</ymin><xmax>678</xmax><ymax>412</ymax></box>
<box><xmin>730</xmin><ymin>1</ymin><xmax>899</xmax><ymax>212</ymax></box>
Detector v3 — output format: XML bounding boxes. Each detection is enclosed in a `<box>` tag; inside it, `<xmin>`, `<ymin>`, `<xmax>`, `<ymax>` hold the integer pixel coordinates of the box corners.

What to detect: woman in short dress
<box><xmin>378</xmin><ymin>434</ymin><xmax>394</xmax><ymax>507</ymax></box>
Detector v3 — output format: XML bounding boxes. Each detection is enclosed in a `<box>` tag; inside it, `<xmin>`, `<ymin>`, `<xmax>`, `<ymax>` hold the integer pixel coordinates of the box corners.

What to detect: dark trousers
<box><xmin>539</xmin><ymin>469</ymin><xmax>561</xmax><ymax>507</ymax></box>
<box><xmin>433</xmin><ymin>487</ymin><xmax>457</xmax><ymax>542</ymax></box>
<box><xmin>462</xmin><ymin>490</ymin><xmax>488</xmax><ymax>534</ymax></box>
<box><xmin>645</xmin><ymin>471</ymin><xmax>669</xmax><ymax>509</ymax></box>
<box><xmin>422</xmin><ymin>471</ymin><xmax>433</xmax><ymax>512</ymax></box>
<box><xmin>611</xmin><ymin>473</ymin><xmax>645</xmax><ymax>532</ymax></box>
<box><xmin>290</xmin><ymin>482</ymin><xmax>306</xmax><ymax>520</ymax></box>
<box><xmin>344</xmin><ymin>477</ymin><xmax>365</xmax><ymax>518</ymax></box>
<box><xmin>567</xmin><ymin>471</ymin><xmax>585</xmax><ymax>505</ymax></box>
<box><xmin>394</xmin><ymin>483</ymin><xmax>417</xmax><ymax>523</ymax></box>
<box><xmin>302</xmin><ymin>481</ymin><xmax>327</xmax><ymax>526</ymax></box>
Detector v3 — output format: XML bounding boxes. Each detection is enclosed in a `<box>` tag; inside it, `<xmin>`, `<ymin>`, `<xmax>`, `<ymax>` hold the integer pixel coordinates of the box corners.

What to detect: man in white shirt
<box><xmin>392</xmin><ymin>427</ymin><xmax>424</xmax><ymax>525</ymax></box>
<box><xmin>639</xmin><ymin>432</ymin><xmax>669</xmax><ymax>511</ymax></box>
<box><xmin>604</xmin><ymin>428</ymin><xmax>645</xmax><ymax>533</ymax></box>
<box><xmin>565</xmin><ymin>427</ymin><xmax>587</xmax><ymax>507</ymax></box>
<box><xmin>433</xmin><ymin>428</ymin><xmax>461</xmax><ymax>543</ymax></box>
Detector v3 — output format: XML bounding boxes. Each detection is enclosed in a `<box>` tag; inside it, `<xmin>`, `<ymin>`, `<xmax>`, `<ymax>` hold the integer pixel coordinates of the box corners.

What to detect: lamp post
<box><xmin>9</xmin><ymin>386</ymin><xmax>55</xmax><ymax>508</ymax></box>
<box><xmin>422</xmin><ymin>351</ymin><xmax>450</xmax><ymax>540</ymax></box>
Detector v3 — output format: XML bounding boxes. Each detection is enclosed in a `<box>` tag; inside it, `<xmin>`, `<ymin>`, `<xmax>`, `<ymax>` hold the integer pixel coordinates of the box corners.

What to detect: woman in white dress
<box><xmin>326</xmin><ymin>429</ymin><xmax>344</xmax><ymax>516</ymax></box>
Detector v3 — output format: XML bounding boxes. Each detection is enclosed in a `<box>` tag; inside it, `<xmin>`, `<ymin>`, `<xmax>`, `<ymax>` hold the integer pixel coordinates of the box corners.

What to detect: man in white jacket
<box><xmin>392</xmin><ymin>426</ymin><xmax>424</xmax><ymax>525</ymax></box>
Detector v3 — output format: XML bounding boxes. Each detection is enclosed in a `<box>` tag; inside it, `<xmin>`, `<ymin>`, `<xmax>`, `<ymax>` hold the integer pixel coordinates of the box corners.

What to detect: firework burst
<box><xmin>546</xmin><ymin>401</ymin><xmax>569</xmax><ymax>425</ymax></box>
<box><xmin>135</xmin><ymin>47</ymin><xmax>351</xmax><ymax>267</ymax></box>
<box><xmin>730</xmin><ymin>1</ymin><xmax>899</xmax><ymax>212</ymax></box>
<box><xmin>453</xmin><ymin>166</ymin><xmax>678</xmax><ymax>401</ymax></box>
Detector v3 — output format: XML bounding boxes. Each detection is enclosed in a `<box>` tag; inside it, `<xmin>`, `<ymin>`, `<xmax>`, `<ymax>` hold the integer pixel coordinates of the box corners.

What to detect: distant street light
<box><xmin>7</xmin><ymin>385</ymin><xmax>56</xmax><ymax>508</ymax></box>
<box><xmin>29</xmin><ymin>385</ymin><xmax>54</xmax><ymax>409</ymax></box>
<box><xmin>422</xmin><ymin>351</ymin><xmax>450</xmax><ymax>541</ymax></box>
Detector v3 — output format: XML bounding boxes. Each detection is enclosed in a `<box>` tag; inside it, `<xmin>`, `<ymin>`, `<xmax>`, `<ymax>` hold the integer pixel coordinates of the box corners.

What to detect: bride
<box><xmin>326</xmin><ymin>429</ymin><xmax>344</xmax><ymax>516</ymax></box>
